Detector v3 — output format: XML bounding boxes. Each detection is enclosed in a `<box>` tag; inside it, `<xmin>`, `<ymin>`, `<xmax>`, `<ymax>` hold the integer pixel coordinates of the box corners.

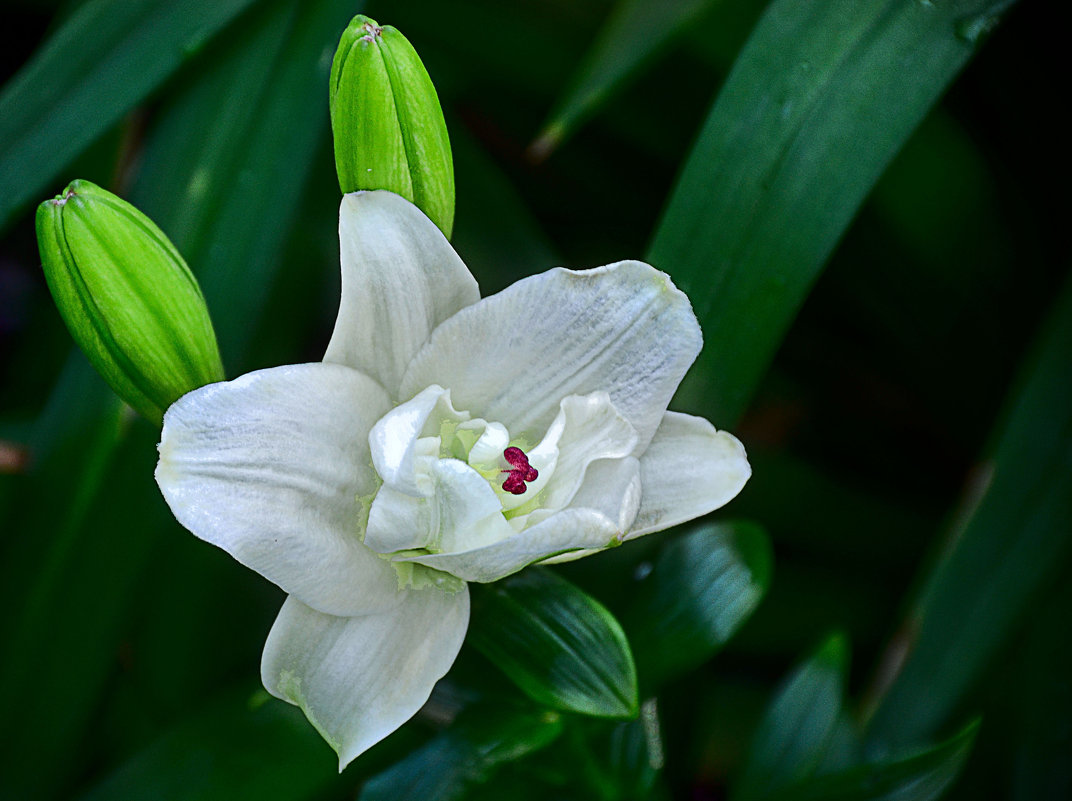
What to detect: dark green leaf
<box><xmin>774</xmin><ymin>721</ymin><xmax>979</xmax><ymax>801</ymax></box>
<box><xmin>130</xmin><ymin>0</ymin><xmax>352</xmax><ymax>368</ymax></box>
<box><xmin>451</xmin><ymin>125</ymin><xmax>559</xmax><ymax>294</ymax></box>
<box><xmin>1011</xmin><ymin>575</ymin><xmax>1072</xmax><ymax>801</ymax></box>
<box><xmin>625</xmin><ymin>520</ymin><xmax>772</xmax><ymax>688</ymax></box>
<box><xmin>733</xmin><ymin>633</ymin><xmax>848</xmax><ymax>801</ymax></box>
<box><xmin>864</xmin><ymin>273</ymin><xmax>1072</xmax><ymax>748</ymax></box>
<box><xmin>647</xmin><ymin>0</ymin><xmax>1019</xmax><ymax>424</ymax></box>
<box><xmin>585</xmin><ymin>699</ymin><xmax>666</xmax><ymax>801</ymax></box>
<box><xmin>531</xmin><ymin>0</ymin><xmax>718</xmax><ymax>157</ymax></box>
<box><xmin>0</xmin><ymin>4</ymin><xmax>354</xmax><ymax>796</ymax></box>
<box><xmin>815</xmin><ymin>713</ymin><xmax>864</xmax><ymax>777</ymax></box>
<box><xmin>0</xmin><ymin>419</ymin><xmax>169</xmax><ymax>801</ymax></box>
<box><xmin>469</xmin><ymin>568</ymin><xmax>639</xmax><ymax>718</ymax></box>
<box><xmin>359</xmin><ymin>704</ymin><xmax>563</xmax><ymax>801</ymax></box>
<box><xmin>77</xmin><ymin>688</ymin><xmax>341</xmax><ymax>801</ymax></box>
<box><xmin>0</xmin><ymin>0</ymin><xmax>261</xmax><ymax>231</ymax></box>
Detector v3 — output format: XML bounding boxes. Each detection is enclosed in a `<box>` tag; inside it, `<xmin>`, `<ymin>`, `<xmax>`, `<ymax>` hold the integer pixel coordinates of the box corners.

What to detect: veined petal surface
<box><xmin>628</xmin><ymin>411</ymin><xmax>751</xmax><ymax>539</ymax></box>
<box><xmin>261</xmin><ymin>586</ymin><xmax>470</xmax><ymax>770</ymax></box>
<box><xmin>324</xmin><ymin>191</ymin><xmax>480</xmax><ymax>398</ymax></box>
<box><xmin>400</xmin><ymin>261</ymin><xmax>702</xmax><ymax>452</ymax></box>
<box><xmin>156</xmin><ymin>363</ymin><xmax>400</xmax><ymax>617</ymax></box>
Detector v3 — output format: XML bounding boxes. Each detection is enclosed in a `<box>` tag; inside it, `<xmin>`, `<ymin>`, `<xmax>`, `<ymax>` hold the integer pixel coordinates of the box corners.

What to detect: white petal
<box><xmin>363</xmin><ymin>483</ymin><xmax>433</xmax><ymax>553</ymax></box>
<box><xmin>365</xmin><ymin>458</ymin><xmax>516</xmax><ymax>554</ymax></box>
<box><xmin>156</xmin><ymin>363</ymin><xmax>400</xmax><ymax>617</ymax></box>
<box><xmin>518</xmin><ymin>392</ymin><xmax>637</xmax><ymax>514</ymax></box>
<box><xmin>529</xmin><ymin>458</ymin><xmax>642</xmax><ymax>566</ymax></box>
<box><xmin>369</xmin><ymin>385</ymin><xmax>463</xmax><ymax>496</ymax></box>
<box><xmin>627</xmin><ymin>411</ymin><xmax>751</xmax><ymax>540</ymax></box>
<box><xmin>402</xmin><ymin>499</ymin><xmax>631</xmax><ymax>583</ymax></box>
<box><xmin>324</xmin><ymin>191</ymin><xmax>480</xmax><ymax>398</ymax></box>
<box><xmin>568</xmin><ymin>457</ymin><xmax>643</xmax><ymax>533</ymax></box>
<box><xmin>463</xmin><ymin>420</ymin><xmax>510</xmax><ymax>471</ymax></box>
<box><xmin>261</xmin><ymin>587</ymin><xmax>470</xmax><ymax>770</ymax></box>
<box><xmin>400</xmin><ymin>261</ymin><xmax>702</xmax><ymax>452</ymax></box>
<box><xmin>431</xmin><ymin>459</ymin><xmax>518</xmax><ymax>552</ymax></box>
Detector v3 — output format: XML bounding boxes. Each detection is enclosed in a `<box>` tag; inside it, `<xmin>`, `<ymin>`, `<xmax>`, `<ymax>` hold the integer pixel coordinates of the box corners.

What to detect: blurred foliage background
<box><xmin>0</xmin><ymin>0</ymin><xmax>1069</xmax><ymax>799</ymax></box>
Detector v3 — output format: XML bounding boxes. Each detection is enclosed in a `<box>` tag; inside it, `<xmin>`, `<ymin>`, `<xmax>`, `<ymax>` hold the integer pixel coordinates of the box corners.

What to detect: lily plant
<box><xmin>155</xmin><ymin>190</ymin><xmax>751</xmax><ymax>768</ymax></box>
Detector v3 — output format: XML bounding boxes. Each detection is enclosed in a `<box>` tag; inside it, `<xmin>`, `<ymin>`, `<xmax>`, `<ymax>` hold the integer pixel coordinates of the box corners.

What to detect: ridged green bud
<box><xmin>330</xmin><ymin>15</ymin><xmax>454</xmax><ymax>238</ymax></box>
<box><xmin>36</xmin><ymin>180</ymin><xmax>225</xmax><ymax>425</ymax></box>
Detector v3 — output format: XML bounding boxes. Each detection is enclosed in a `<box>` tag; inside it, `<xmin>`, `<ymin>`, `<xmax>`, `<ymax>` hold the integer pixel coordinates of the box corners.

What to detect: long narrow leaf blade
<box><xmin>776</xmin><ymin>721</ymin><xmax>979</xmax><ymax>801</ymax></box>
<box><xmin>0</xmin><ymin>0</ymin><xmax>260</xmax><ymax>231</ymax></box>
<box><xmin>131</xmin><ymin>0</ymin><xmax>351</xmax><ymax>366</ymax></box>
<box><xmin>647</xmin><ymin>0</ymin><xmax>1019</xmax><ymax>423</ymax></box>
<box><xmin>531</xmin><ymin>0</ymin><xmax>718</xmax><ymax>158</ymax></box>
<box><xmin>865</xmin><ymin>272</ymin><xmax>1072</xmax><ymax>748</ymax></box>
<box><xmin>76</xmin><ymin>688</ymin><xmax>340</xmax><ymax>801</ymax></box>
<box><xmin>0</xmin><ymin>4</ymin><xmax>354</xmax><ymax>796</ymax></box>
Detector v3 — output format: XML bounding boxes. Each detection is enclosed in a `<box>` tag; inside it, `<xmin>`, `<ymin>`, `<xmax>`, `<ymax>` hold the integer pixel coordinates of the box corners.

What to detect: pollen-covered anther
<box><xmin>501</xmin><ymin>446</ymin><xmax>538</xmax><ymax>495</ymax></box>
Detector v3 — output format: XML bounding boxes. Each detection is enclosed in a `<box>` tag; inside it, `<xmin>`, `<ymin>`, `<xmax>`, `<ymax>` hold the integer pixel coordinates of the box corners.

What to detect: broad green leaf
<box><xmin>0</xmin><ymin>0</ymin><xmax>261</xmax><ymax>231</ymax></box>
<box><xmin>733</xmin><ymin>633</ymin><xmax>848</xmax><ymax>801</ymax></box>
<box><xmin>77</xmin><ymin>688</ymin><xmax>342</xmax><ymax>801</ymax></box>
<box><xmin>774</xmin><ymin>721</ymin><xmax>979</xmax><ymax>801</ymax></box>
<box><xmin>865</xmin><ymin>273</ymin><xmax>1072</xmax><ymax>748</ymax></box>
<box><xmin>531</xmin><ymin>0</ymin><xmax>719</xmax><ymax>158</ymax></box>
<box><xmin>359</xmin><ymin>704</ymin><xmax>563</xmax><ymax>801</ymax></box>
<box><xmin>647</xmin><ymin>0</ymin><xmax>1019</xmax><ymax>424</ymax></box>
<box><xmin>468</xmin><ymin>568</ymin><xmax>639</xmax><ymax>719</ymax></box>
<box><xmin>586</xmin><ymin>699</ymin><xmax>666</xmax><ymax>801</ymax></box>
<box><xmin>625</xmin><ymin>520</ymin><xmax>772</xmax><ymax>688</ymax></box>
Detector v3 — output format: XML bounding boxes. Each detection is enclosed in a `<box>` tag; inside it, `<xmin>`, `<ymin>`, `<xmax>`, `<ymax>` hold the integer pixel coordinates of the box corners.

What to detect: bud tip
<box><xmin>359</xmin><ymin>21</ymin><xmax>383</xmax><ymax>43</ymax></box>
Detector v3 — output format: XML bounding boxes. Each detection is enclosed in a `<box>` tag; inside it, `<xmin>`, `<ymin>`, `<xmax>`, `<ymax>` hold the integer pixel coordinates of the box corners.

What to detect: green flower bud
<box><xmin>330</xmin><ymin>15</ymin><xmax>454</xmax><ymax>238</ymax></box>
<box><xmin>36</xmin><ymin>180</ymin><xmax>225</xmax><ymax>425</ymax></box>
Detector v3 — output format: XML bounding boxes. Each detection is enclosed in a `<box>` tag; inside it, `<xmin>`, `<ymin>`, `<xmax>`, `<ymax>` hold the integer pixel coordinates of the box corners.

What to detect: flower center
<box><xmin>500</xmin><ymin>446</ymin><xmax>539</xmax><ymax>495</ymax></box>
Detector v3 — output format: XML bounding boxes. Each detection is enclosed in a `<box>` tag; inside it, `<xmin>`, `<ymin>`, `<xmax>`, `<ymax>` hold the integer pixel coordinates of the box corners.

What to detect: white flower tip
<box><xmin>340</xmin><ymin>188</ymin><xmax>416</xmax><ymax>217</ymax></box>
<box><xmin>601</xmin><ymin>259</ymin><xmax>703</xmax><ymax>348</ymax></box>
<box><xmin>716</xmin><ymin>429</ymin><xmax>752</xmax><ymax>489</ymax></box>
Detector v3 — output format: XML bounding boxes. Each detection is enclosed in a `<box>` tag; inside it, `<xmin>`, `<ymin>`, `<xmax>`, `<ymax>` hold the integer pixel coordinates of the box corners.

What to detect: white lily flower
<box><xmin>155</xmin><ymin>190</ymin><xmax>750</xmax><ymax>769</ymax></box>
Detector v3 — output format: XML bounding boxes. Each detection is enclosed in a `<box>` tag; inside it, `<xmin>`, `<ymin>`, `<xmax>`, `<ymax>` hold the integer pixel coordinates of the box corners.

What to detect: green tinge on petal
<box><xmin>390</xmin><ymin>559</ymin><xmax>466</xmax><ymax>593</ymax></box>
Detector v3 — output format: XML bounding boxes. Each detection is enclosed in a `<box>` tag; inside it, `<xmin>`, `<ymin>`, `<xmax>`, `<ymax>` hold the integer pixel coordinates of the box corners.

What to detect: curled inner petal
<box><xmin>501</xmin><ymin>446</ymin><xmax>538</xmax><ymax>495</ymax></box>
